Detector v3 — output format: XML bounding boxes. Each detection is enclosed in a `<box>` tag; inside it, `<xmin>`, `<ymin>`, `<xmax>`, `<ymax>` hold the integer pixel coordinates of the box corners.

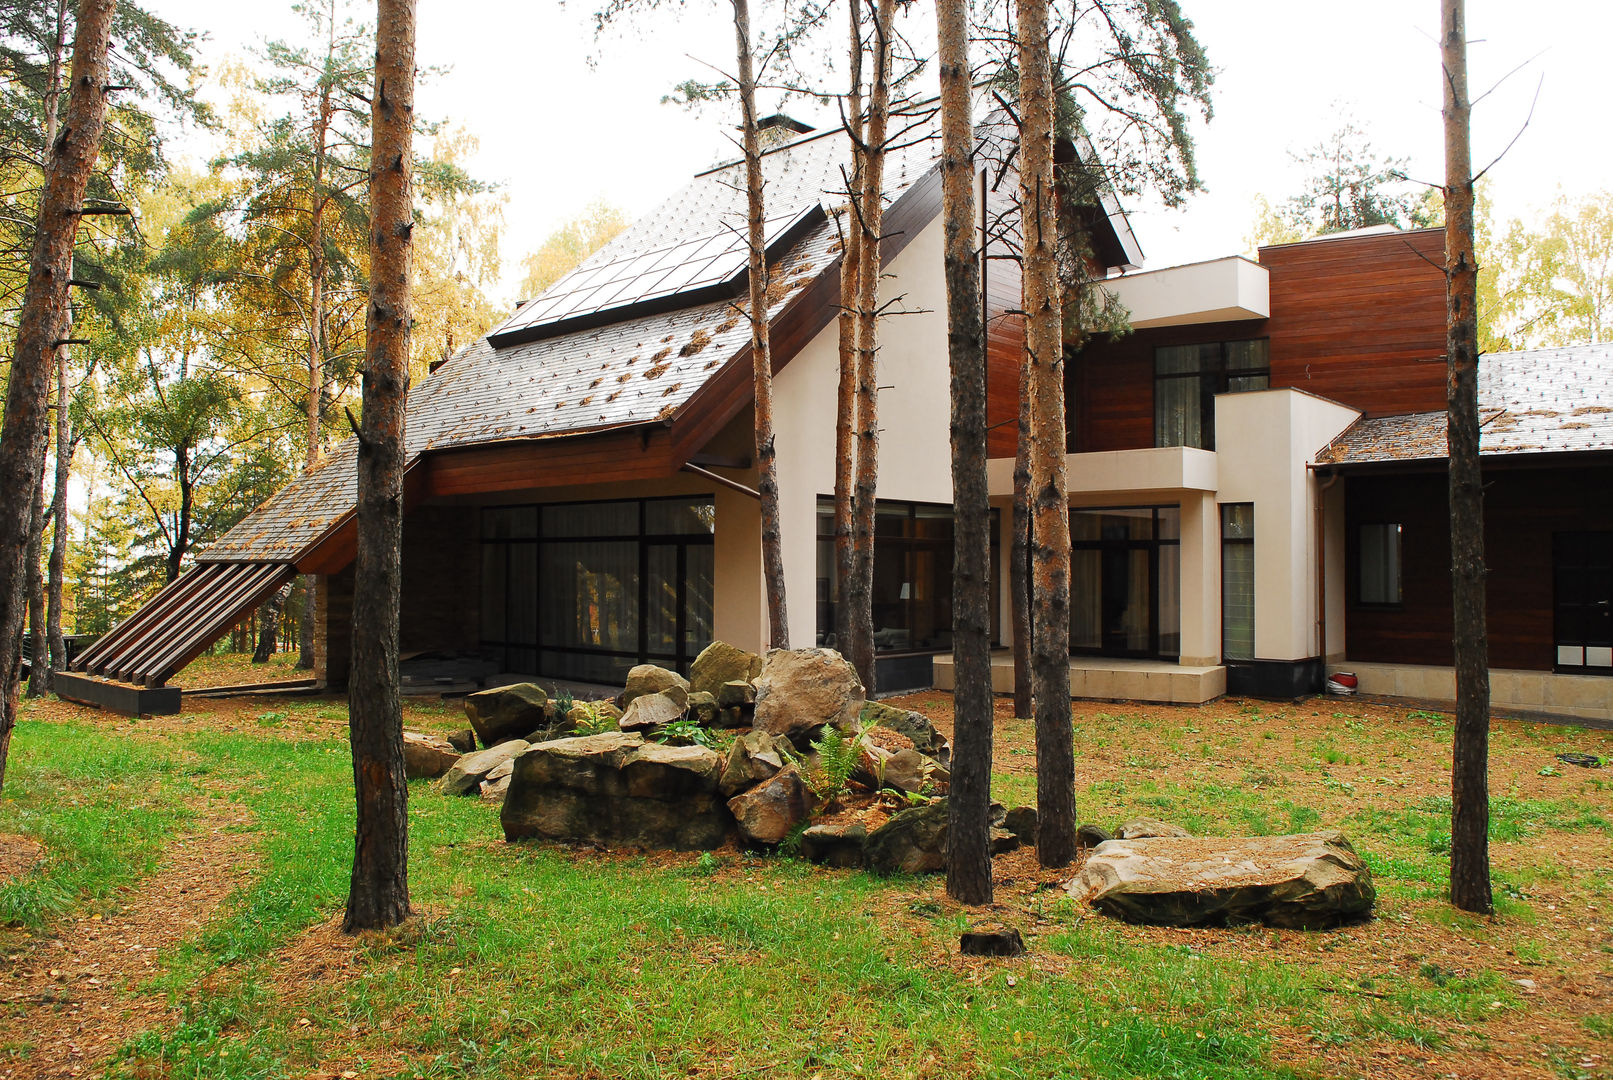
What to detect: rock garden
<box><xmin>407</xmin><ymin>641</ymin><xmax>1376</xmax><ymax>929</ymax></box>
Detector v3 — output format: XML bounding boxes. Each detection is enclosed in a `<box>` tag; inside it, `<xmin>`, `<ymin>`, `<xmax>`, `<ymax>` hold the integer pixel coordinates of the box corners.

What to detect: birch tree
<box><xmin>0</xmin><ymin>0</ymin><xmax>117</xmax><ymax>792</ymax></box>
<box><xmin>344</xmin><ymin>0</ymin><xmax>414</xmax><ymax>934</ymax></box>
<box><xmin>1440</xmin><ymin>0</ymin><xmax>1492</xmax><ymax>916</ymax></box>
<box><xmin>935</xmin><ymin>0</ymin><xmax>992</xmax><ymax>905</ymax></box>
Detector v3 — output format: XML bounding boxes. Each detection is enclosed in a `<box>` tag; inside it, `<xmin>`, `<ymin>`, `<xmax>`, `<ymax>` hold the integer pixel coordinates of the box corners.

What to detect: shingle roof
<box><xmin>1316</xmin><ymin>342</ymin><xmax>1613</xmax><ymax>466</ymax></box>
<box><xmin>200</xmin><ymin>119</ymin><xmax>945</xmax><ymax>563</ymax></box>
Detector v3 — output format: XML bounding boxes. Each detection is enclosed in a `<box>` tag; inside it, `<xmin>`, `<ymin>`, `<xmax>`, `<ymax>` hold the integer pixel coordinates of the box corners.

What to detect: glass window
<box><xmin>1222</xmin><ymin>504</ymin><xmax>1255</xmax><ymax>661</ymax></box>
<box><xmin>1154</xmin><ymin>339</ymin><xmax>1270</xmax><ymax>450</ymax></box>
<box><xmin>646</xmin><ymin>497</ymin><xmax>716</xmax><ymax>536</ymax></box>
<box><xmin>1359</xmin><ymin>523</ymin><xmax>1403</xmax><ymax>605</ymax></box>
<box><xmin>482</xmin><ymin>505</ymin><xmax>537</xmax><ymax>540</ymax></box>
<box><xmin>541</xmin><ymin>500</ymin><xmax>639</xmax><ymax>538</ymax></box>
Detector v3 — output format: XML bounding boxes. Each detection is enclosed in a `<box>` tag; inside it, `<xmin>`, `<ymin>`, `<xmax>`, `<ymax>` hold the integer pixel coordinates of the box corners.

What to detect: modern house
<box><xmin>61</xmin><ymin>114</ymin><xmax>1613</xmax><ymax>723</ymax></box>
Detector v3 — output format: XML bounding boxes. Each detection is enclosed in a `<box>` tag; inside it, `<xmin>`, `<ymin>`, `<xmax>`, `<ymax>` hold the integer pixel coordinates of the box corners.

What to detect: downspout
<box><xmin>1315</xmin><ymin>467</ymin><xmax>1341</xmax><ymax>670</ymax></box>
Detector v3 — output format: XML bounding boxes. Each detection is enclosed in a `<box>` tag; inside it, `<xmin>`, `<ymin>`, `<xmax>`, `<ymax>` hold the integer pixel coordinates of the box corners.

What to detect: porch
<box><xmin>932</xmin><ymin>651</ymin><xmax>1226</xmax><ymax>705</ymax></box>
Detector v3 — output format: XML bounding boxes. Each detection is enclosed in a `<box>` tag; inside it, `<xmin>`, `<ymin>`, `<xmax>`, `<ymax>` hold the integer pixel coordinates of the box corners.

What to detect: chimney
<box><xmin>757</xmin><ymin>114</ymin><xmax>814</xmax><ymax>150</ymax></box>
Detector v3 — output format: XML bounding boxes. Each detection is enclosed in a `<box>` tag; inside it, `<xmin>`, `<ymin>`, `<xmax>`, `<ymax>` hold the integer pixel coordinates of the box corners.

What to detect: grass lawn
<box><xmin>1</xmin><ymin>671</ymin><xmax>1610</xmax><ymax>1079</ymax></box>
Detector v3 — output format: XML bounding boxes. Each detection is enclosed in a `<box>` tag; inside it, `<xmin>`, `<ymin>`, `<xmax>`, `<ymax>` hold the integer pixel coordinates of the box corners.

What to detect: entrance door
<box><xmin>1555</xmin><ymin>531</ymin><xmax>1613</xmax><ymax>672</ymax></box>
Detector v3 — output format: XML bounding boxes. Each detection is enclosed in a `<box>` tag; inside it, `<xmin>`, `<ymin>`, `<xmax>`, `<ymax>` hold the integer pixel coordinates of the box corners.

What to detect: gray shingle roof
<box><xmin>1317</xmin><ymin>342</ymin><xmax>1613</xmax><ymax>465</ymax></box>
<box><xmin>201</xmin><ymin>120</ymin><xmax>945</xmax><ymax>563</ymax></box>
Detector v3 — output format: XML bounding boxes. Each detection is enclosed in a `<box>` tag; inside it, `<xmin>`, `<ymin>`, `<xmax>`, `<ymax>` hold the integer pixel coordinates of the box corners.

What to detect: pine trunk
<box><xmin>46</xmin><ymin>350</ymin><xmax>72</xmax><ymax>689</ymax></box>
<box><xmin>0</xmin><ymin>0</ymin><xmax>117</xmax><ymax>793</ymax></box>
<box><xmin>344</xmin><ymin>0</ymin><xmax>414</xmax><ymax>934</ymax></box>
<box><xmin>732</xmin><ymin>0</ymin><xmax>788</xmax><ymax>649</ymax></box>
<box><xmin>1017</xmin><ymin>0</ymin><xmax>1075</xmax><ymax>868</ymax></box>
<box><xmin>847</xmin><ymin>0</ymin><xmax>895</xmax><ymax>695</ymax></box>
<box><xmin>832</xmin><ymin>0</ymin><xmax>863</xmax><ymax>662</ymax></box>
<box><xmin>1441</xmin><ymin>0</ymin><xmax>1492</xmax><ymax>916</ymax></box>
<box><xmin>937</xmin><ymin>0</ymin><xmax>992</xmax><ymax>906</ymax></box>
<box><xmin>25</xmin><ymin>476</ymin><xmax>46</xmax><ymax>696</ymax></box>
<box><xmin>253</xmin><ymin>582</ymin><xmax>292</xmax><ymax>663</ymax></box>
<box><xmin>1011</xmin><ymin>370</ymin><xmax>1033</xmax><ymax>720</ymax></box>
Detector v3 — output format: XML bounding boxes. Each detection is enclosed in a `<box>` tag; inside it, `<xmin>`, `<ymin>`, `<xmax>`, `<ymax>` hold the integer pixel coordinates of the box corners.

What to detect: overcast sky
<box><xmin>143</xmin><ymin>0</ymin><xmax>1607</xmax><ymax>301</ymax></box>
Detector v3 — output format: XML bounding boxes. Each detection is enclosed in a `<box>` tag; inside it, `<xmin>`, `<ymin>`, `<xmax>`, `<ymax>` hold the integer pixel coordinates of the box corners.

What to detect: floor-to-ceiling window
<box><xmin>814</xmin><ymin>499</ymin><xmax>1000</xmax><ymax>654</ymax></box>
<box><xmin>480</xmin><ymin>496</ymin><xmax>715</xmax><ymax>683</ymax></box>
<box><xmin>1155</xmin><ymin>339</ymin><xmax>1270</xmax><ymax>450</ymax></box>
<box><xmin>1221</xmin><ymin>503</ymin><xmax>1255</xmax><ymax>662</ymax></box>
<box><xmin>1554</xmin><ymin>531</ymin><xmax>1612</xmax><ymax>673</ymax></box>
<box><xmin>1069</xmin><ymin>506</ymin><xmax>1181</xmax><ymax>659</ymax></box>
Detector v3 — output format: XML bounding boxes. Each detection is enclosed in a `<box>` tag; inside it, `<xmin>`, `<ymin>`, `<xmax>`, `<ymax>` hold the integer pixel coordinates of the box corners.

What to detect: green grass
<box><xmin>2</xmin><ymin>700</ymin><xmax>1608</xmax><ymax>1079</ymax></box>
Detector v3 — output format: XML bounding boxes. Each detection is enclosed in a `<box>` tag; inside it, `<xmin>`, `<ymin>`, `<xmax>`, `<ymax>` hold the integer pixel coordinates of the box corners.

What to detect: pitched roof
<box><xmin>1316</xmin><ymin>342</ymin><xmax>1613</xmax><ymax>466</ymax></box>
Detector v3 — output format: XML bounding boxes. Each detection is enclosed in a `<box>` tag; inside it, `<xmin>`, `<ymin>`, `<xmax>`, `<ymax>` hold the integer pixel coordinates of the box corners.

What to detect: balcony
<box><xmin>1097</xmin><ymin>256</ymin><xmax>1270</xmax><ymax>329</ymax></box>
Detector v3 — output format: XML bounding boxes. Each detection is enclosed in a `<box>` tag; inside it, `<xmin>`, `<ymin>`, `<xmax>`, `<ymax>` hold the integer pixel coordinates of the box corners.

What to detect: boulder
<box><xmin>479</xmin><ymin>758</ymin><xmax>514</xmax><ymax>803</ymax></box>
<box><xmin>1116</xmin><ymin>819</ymin><xmax>1191</xmax><ymax>840</ymax></box>
<box><xmin>686</xmin><ymin>691</ymin><xmax>720</xmax><ymax>727</ymax></box>
<box><xmin>465</xmin><ymin>684</ymin><xmax>550</xmax><ymax>748</ymax></box>
<box><xmin>501</xmin><ymin>732</ymin><xmax>730</xmax><ymax>850</ymax></box>
<box><xmin>619</xmin><ymin>690</ymin><xmax>686</xmax><ymax>734</ymax></box>
<box><xmin>621</xmin><ymin>665</ymin><xmax>689</xmax><ymax>710</ymax></box>
<box><xmin>436</xmin><ymin>739</ymin><xmax>530</xmax><ymax>796</ymax></box>
<box><xmin>728</xmin><ymin>765</ymin><xmax>817</xmax><ymax>845</ymax></box>
<box><xmin>688</xmin><ymin>641</ymin><xmax>763</xmax><ymax>698</ymax></box>
<box><xmin>861</xmin><ymin>701</ymin><xmax>951</xmax><ymax>764</ymax></box>
<box><xmin>990</xmin><ymin>827</ymin><xmax>1021</xmax><ymax>855</ymax></box>
<box><xmin>719</xmin><ymin>730</ymin><xmax>793</xmax><ymax>797</ymax></box>
<box><xmin>1004</xmin><ymin>806</ymin><xmax>1038</xmax><ymax>846</ymax></box>
<box><xmin>402</xmin><ymin>731</ymin><xmax>460</xmax><ymax>779</ymax></box>
<box><xmin>446</xmin><ymin>728</ymin><xmax>477</xmax><ymax>753</ymax></box>
<box><xmin>800</xmin><ymin>823</ymin><xmax>868</xmax><ymax>868</ymax></box>
<box><xmin>1076</xmin><ymin>823</ymin><xmax>1114</xmax><ymax>849</ymax></box>
<box><xmin>960</xmin><ymin>925</ymin><xmax>1026</xmax><ymax>957</ymax></box>
<box><xmin>866</xmin><ymin>799</ymin><xmax>949</xmax><ymax>876</ymax></box>
<box><xmin>1069</xmin><ymin>832</ymin><xmax>1376</xmax><ymax>929</ymax></box>
<box><xmin>716</xmin><ymin>680</ymin><xmax>756</xmax><ymax>709</ymax></box>
<box><xmin>879</xmin><ymin>748</ymin><xmax>932</xmax><ymax>794</ymax></box>
<box><xmin>753</xmin><ymin>648</ymin><xmax>864</xmax><ymax>744</ymax></box>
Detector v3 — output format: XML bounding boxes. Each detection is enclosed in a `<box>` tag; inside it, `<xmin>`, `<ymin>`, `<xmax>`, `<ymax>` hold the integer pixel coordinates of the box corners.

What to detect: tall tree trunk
<box><xmin>832</xmin><ymin>0</ymin><xmax>863</xmax><ymax>662</ymax></box>
<box><xmin>1441</xmin><ymin>0</ymin><xmax>1492</xmax><ymax>916</ymax></box>
<box><xmin>24</xmin><ymin>478</ymin><xmax>46</xmax><ymax>696</ymax></box>
<box><xmin>167</xmin><ymin>446</ymin><xmax>192</xmax><ymax>583</ymax></box>
<box><xmin>1011</xmin><ymin>368</ymin><xmax>1033</xmax><ymax>720</ymax></box>
<box><xmin>847</xmin><ymin>0</ymin><xmax>895</xmax><ymax>695</ymax></box>
<box><xmin>732</xmin><ymin>0</ymin><xmax>789</xmax><ymax>649</ymax></box>
<box><xmin>299</xmin><ymin>74</ymin><xmax>335</xmax><ymax>673</ymax></box>
<box><xmin>344</xmin><ymin>0</ymin><xmax>414</xmax><ymax>934</ymax></box>
<box><xmin>252</xmin><ymin>582</ymin><xmax>292</xmax><ymax>663</ymax></box>
<box><xmin>1018</xmin><ymin>0</ymin><xmax>1075</xmax><ymax>868</ymax></box>
<box><xmin>937</xmin><ymin>0</ymin><xmax>992</xmax><ymax>906</ymax></box>
<box><xmin>46</xmin><ymin>352</ymin><xmax>73</xmax><ymax>689</ymax></box>
<box><xmin>0</xmin><ymin>0</ymin><xmax>118</xmax><ymax>793</ymax></box>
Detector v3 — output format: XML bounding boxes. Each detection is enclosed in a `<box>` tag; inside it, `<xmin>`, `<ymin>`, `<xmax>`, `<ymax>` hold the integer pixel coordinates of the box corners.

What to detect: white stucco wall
<box><xmin>1215</xmin><ymin>389</ymin><xmax>1360</xmax><ymax>662</ymax></box>
<box><xmin>770</xmin><ymin>215</ymin><xmax>955</xmax><ymax>649</ymax></box>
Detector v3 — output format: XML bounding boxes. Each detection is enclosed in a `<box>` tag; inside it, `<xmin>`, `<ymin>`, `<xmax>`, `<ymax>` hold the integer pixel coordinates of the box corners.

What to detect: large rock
<box><xmin>752</xmin><ymin>648</ymin><xmax>864</xmax><ymax>743</ymax></box>
<box><xmin>716</xmin><ymin>680</ymin><xmax>756</xmax><ymax>709</ymax></box>
<box><xmin>1116</xmin><ymin>819</ymin><xmax>1191</xmax><ymax>840</ymax></box>
<box><xmin>436</xmin><ymin>739</ymin><xmax>530</xmax><ymax>796</ymax></box>
<box><xmin>403</xmin><ymin>731</ymin><xmax>460</xmax><ymax>779</ymax></box>
<box><xmin>688</xmin><ymin>641</ymin><xmax>763</xmax><ymax>698</ymax></box>
<box><xmin>501</xmin><ymin>732</ymin><xmax>729</xmax><ymax>850</ymax></box>
<box><xmin>1069</xmin><ymin>832</ymin><xmax>1376</xmax><ymax>929</ymax></box>
<box><xmin>686</xmin><ymin>691</ymin><xmax>719</xmax><ymax>727</ymax></box>
<box><xmin>719</xmin><ymin>730</ymin><xmax>794</xmax><ymax>797</ymax></box>
<box><xmin>866</xmin><ymin>799</ymin><xmax>949</xmax><ymax>876</ymax></box>
<box><xmin>479</xmin><ymin>758</ymin><xmax>515</xmax><ymax>803</ymax></box>
<box><xmin>465</xmin><ymin>684</ymin><xmax>550</xmax><ymax>748</ymax></box>
<box><xmin>621</xmin><ymin>665</ymin><xmax>689</xmax><ymax>710</ymax></box>
<box><xmin>619</xmin><ymin>690</ymin><xmax>686</xmax><ymax>734</ymax></box>
<box><xmin>861</xmin><ymin>701</ymin><xmax>951</xmax><ymax>764</ymax></box>
<box><xmin>728</xmin><ymin>765</ymin><xmax>817</xmax><ymax>845</ymax></box>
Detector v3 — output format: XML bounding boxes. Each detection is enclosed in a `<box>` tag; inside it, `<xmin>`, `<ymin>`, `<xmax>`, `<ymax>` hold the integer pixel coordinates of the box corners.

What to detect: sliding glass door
<box><xmin>481</xmin><ymin>496</ymin><xmax>715</xmax><ymax>683</ymax></box>
<box><xmin>1069</xmin><ymin>506</ymin><xmax>1181</xmax><ymax>660</ymax></box>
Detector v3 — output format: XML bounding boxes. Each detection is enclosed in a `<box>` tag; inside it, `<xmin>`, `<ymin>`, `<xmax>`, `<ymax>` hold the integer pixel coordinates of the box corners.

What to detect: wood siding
<box><xmin>1344</xmin><ymin>462</ymin><xmax>1613</xmax><ymax>671</ymax></box>
<box><xmin>988</xmin><ymin>228</ymin><xmax>1450</xmax><ymax>456</ymax></box>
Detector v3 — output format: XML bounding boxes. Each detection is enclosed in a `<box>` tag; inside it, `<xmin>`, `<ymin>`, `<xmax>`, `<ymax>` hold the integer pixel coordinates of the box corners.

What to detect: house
<box><xmin>61</xmin><ymin>116</ymin><xmax>1613</xmax><ymax>723</ymax></box>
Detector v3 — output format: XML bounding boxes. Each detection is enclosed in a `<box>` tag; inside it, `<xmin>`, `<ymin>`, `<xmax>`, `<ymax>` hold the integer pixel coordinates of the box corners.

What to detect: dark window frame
<box><xmin>1067</xmin><ymin>504</ymin><xmax>1181</xmax><ymax>661</ymax></box>
<box><xmin>1356</xmin><ymin>521</ymin><xmax>1405</xmax><ymax>609</ymax></box>
<box><xmin>1153</xmin><ymin>338</ymin><xmax>1271</xmax><ymax>450</ymax></box>
<box><xmin>1221</xmin><ymin>502</ymin><xmax>1255</xmax><ymax>662</ymax></box>
<box><xmin>1553</xmin><ymin>530</ymin><xmax>1613</xmax><ymax>676</ymax></box>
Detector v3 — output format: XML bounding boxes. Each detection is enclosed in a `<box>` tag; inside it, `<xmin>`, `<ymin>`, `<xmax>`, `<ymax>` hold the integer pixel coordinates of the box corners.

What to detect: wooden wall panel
<box><xmin>1344</xmin><ymin>462</ymin><xmax>1613</xmax><ymax>670</ymax></box>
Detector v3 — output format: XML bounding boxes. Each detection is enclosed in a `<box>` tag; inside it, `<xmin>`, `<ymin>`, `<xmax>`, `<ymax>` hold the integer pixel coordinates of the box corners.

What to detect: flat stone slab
<box><xmin>1068</xmin><ymin>831</ymin><xmax>1375</xmax><ymax>929</ymax></box>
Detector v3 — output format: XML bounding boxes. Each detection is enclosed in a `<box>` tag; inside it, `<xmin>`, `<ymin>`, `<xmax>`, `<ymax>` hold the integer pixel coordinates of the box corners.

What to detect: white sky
<box><xmin>143</xmin><ymin>0</ymin><xmax>1609</xmax><ymax>301</ymax></box>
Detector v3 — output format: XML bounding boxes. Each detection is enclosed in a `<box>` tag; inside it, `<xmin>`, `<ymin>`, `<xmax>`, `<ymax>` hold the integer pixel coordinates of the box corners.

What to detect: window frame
<box><xmin>1153</xmin><ymin>338</ymin><xmax>1272</xmax><ymax>450</ymax></box>
<box><xmin>1355</xmin><ymin>521</ymin><xmax>1405</xmax><ymax>609</ymax></box>
<box><xmin>1220</xmin><ymin>502</ymin><xmax>1255</xmax><ymax>662</ymax></box>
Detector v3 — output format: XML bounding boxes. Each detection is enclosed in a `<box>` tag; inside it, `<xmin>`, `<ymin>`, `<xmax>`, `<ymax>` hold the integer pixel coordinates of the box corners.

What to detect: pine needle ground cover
<box><xmin>1</xmin><ymin>685</ymin><xmax>1609</xmax><ymax>1079</ymax></box>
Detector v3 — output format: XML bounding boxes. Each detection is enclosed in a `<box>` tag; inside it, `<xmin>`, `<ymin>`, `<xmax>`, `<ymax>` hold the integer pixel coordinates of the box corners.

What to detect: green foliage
<box><xmin>653</xmin><ymin>717</ymin><xmax>724</xmax><ymax>749</ymax></box>
<box><xmin>1253</xmin><ymin>119</ymin><xmax>1440</xmax><ymax>243</ymax></box>
<box><xmin>554</xmin><ymin>686</ymin><xmax>576</xmax><ymax>716</ymax></box>
<box><xmin>566</xmin><ymin>700</ymin><xmax>619</xmax><ymax>736</ymax></box>
<box><xmin>517</xmin><ymin>199</ymin><xmax>629</xmax><ymax>300</ymax></box>
<box><xmin>1482</xmin><ymin>188</ymin><xmax>1613</xmax><ymax>350</ymax></box>
<box><xmin>806</xmin><ymin>726</ymin><xmax>861</xmax><ymax>803</ymax></box>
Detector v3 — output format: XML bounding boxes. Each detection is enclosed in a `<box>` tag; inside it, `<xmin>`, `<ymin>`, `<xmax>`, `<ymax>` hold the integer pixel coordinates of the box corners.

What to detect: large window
<box><xmin>480</xmin><ymin>496</ymin><xmax>715</xmax><ymax>683</ymax></box>
<box><xmin>1358</xmin><ymin>523</ymin><xmax>1403</xmax><ymax>606</ymax></box>
<box><xmin>1069</xmin><ymin>506</ymin><xmax>1180</xmax><ymax>659</ymax></box>
<box><xmin>1155</xmin><ymin>339</ymin><xmax>1270</xmax><ymax>450</ymax></box>
<box><xmin>1221</xmin><ymin>503</ymin><xmax>1255</xmax><ymax>661</ymax></box>
<box><xmin>1555</xmin><ymin>531</ymin><xmax>1612</xmax><ymax>673</ymax></box>
<box><xmin>815</xmin><ymin>499</ymin><xmax>1000</xmax><ymax>654</ymax></box>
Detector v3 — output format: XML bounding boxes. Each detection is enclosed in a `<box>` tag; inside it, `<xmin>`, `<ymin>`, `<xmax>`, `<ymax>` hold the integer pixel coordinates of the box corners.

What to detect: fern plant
<box><xmin>568</xmin><ymin>700</ymin><xmax>618</xmax><ymax>736</ymax></box>
<box><xmin>807</xmin><ymin>727</ymin><xmax>863</xmax><ymax>803</ymax></box>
